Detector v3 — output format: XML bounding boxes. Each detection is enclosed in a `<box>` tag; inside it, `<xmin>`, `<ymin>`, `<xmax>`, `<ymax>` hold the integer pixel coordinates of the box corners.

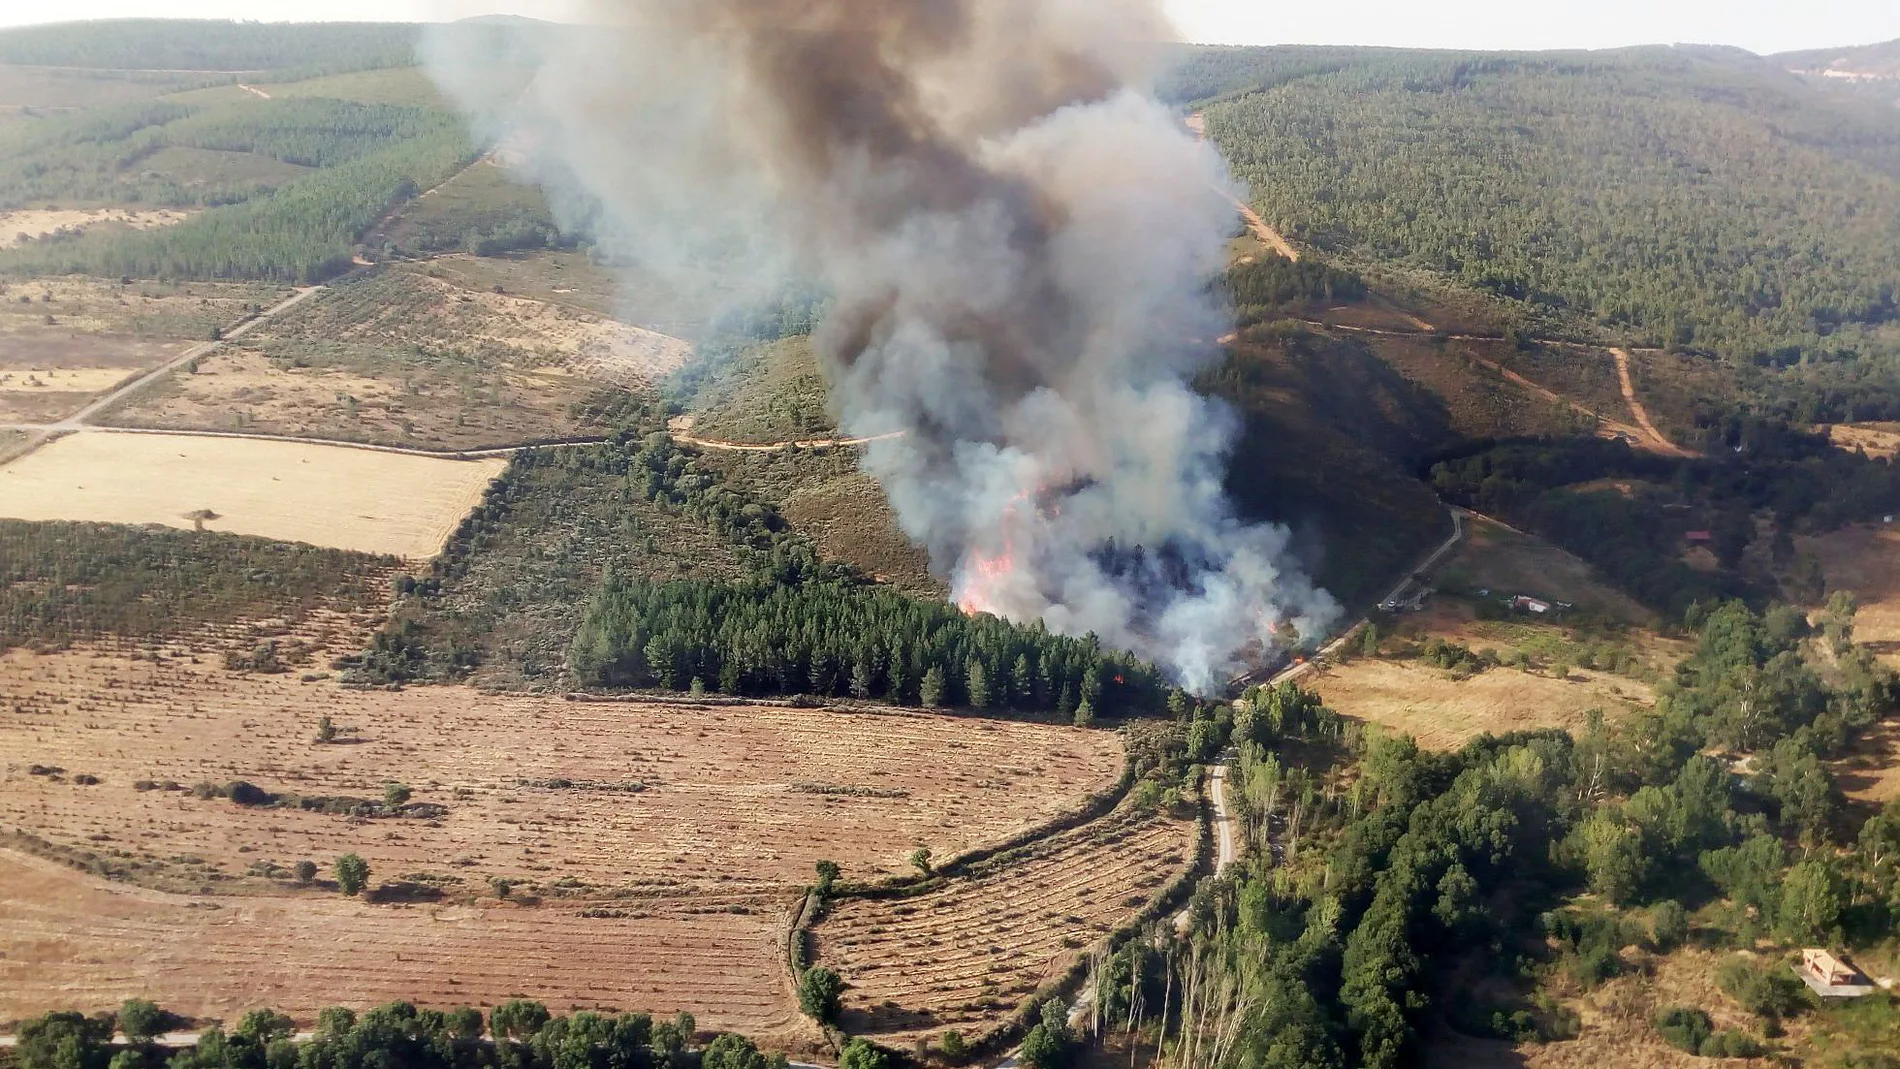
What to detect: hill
<box><xmin>1175</xmin><ymin>43</ymin><xmax>1900</xmax><ymax>423</ymax></box>
<box><xmin>1776</xmin><ymin>37</ymin><xmax>1900</xmax><ymax>79</ymax></box>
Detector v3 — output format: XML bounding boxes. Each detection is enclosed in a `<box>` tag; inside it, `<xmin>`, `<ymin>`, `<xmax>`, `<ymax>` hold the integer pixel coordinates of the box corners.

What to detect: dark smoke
<box><xmin>423</xmin><ymin>0</ymin><xmax>1339</xmax><ymax>690</ymax></box>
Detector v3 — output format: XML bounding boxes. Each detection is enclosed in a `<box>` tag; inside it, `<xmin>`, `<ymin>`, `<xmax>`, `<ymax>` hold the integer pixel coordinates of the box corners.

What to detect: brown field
<box><xmin>1825</xmin><ymin>422</ymin><xmax>1900</xmax><ymax>460</ymax></box>
<box><xmin>0</xmin><ymin>648</ymin><xmax>1124</xmax><ymax>1041</ymax></box>
<box><xmin>0</xmin><ymin>432</ymin><xmax>505</xmax><ymax>558</ymax></box>
<box><xmin>1805</xmin><ymin>523</ymin><xmax>1900</xmax><ymax>666</ymax></box>
<box><xmin>105</xmin><ymin>267</ymin><xmax>689</xmax><ymax>449</ymax></box>
<box><xmin>2</xmin><ymin>848</ymin><xmax>810</xmax><ymax>1046</ymax></box>
<box><xmin>1310</xmin><ymin>659</ymin><xmax>1654</xmax><ymax>750</ymax></box>
<box><xmin>0</xmin><ymin>277</ymin><xmax>290</xmax><ymax>420</ymax></box>
<box><xmin>1</xmin><ymin>208</ymin><xmax>192</xmax><ymax>245</ymax></box>
<box><xmin>812</xmin><ymin>802</ymin><xmax>1194</xmax><ymax>1046</ymax></box>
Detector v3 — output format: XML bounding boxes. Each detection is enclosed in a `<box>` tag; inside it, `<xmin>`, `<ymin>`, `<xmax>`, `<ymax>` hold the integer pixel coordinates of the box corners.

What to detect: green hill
<box><xmin>1177</xmin><ymin>44</ymin><xmax>1900</xmax><ymax>421</ymax></box>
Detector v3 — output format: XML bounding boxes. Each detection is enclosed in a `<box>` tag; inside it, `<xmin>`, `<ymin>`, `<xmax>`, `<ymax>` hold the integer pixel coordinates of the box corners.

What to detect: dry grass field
<box><xmin>0</xmin><ymin>647</ymin><xmax>1125</xmax><ymax>1042</ymax></box>
<box><xmin>0</xmin><ymin>432</ymin><xmax>505</xmax><ymax>558</ymax></box>
<box><xmin>106</xmin><ymin>267</ymin><xmax>688</xmax><ymax>449</ymax></box>
<box><xmin>1</xmin><ymin>208</ymin><xmax>192</xmax><ymax>245</ymax></box>
<box><xmin>1823</xmin><ymin>422</ymin><xmax>1900</xmax><ymax>460</ymax></box>
<box><xmin>812</xmin><ymin>802</ymin><xmax>1194</xmax><ymax>1046</ymax></box>
<box><xmin>1309</xmin><ymin>658</ymin><xmax>1653</xmax><ymax>750</ymax></box>
<box><xmin>1806</xmin><ymin>523</ymin><xmax>1900</xmax><ymax>666</ymax></box>
<box><xmin>0</xmin><ymin>276</ymin><xmax>289</xmax><ymax>422</ymax></box>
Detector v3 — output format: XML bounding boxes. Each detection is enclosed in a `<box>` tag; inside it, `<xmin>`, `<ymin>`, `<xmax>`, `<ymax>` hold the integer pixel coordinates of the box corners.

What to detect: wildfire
<box><xmin>952</xmin><ymin>484</ymin><xmax>1045</xmax><ymax>617</ymax></box>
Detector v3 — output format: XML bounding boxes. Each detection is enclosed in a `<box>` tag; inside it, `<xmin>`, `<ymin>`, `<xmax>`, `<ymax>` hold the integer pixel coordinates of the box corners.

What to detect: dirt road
<box><xmin>1207</xmin><ymin>763</ymin><xmax>1237</xmax><ymax>873</ymax></box>
<box><xmin>1263</xmin><ymin>506</ymin><xmax>1468</xmax><ymax>690</ymax></box>
<box><xmin>672</xmin><ymin>430</ymin><xmax>906</xmax><ymax>453</ymax></box>
<box><xmin>1610</xmin><ymin>347</ymin><xmax>1696</xmax><ymax>457</ymax></box>
<box><xmin>1185</xmin><ymin>112</ymin><xmax>1301</xmax><ymax>262</ymax></box>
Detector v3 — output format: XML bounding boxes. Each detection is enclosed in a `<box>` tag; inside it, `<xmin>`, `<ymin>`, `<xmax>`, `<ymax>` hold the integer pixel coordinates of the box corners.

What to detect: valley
<box><xmin>0</xmin><ymin>16</ymin><xmax>1897</xmax><ymax>1069</ymax></box>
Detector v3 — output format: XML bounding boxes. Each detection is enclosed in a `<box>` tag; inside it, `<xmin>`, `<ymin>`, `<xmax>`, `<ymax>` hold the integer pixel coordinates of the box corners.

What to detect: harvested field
<box><xmin>0</xmin><ymin>65</ymin><xmax>212</xmax><ymax>110</ymax></box>
<box><xmin>0</xmin><ymin>648</ymin><xmax>1123</xmax><ymax>1041</ymax></box>
<box><xmin>0</xmin><ymin>849</ymin><xmax>812</xmax><ymax>1049</ymax></box>
<box><xmin>0</xmin><ymin>432</ymin><xmax>504</xmax><ymax>558</ymax></box>
<box><xmin>1</xmin><ymin>208</ymin><xmax>191</xmax><ymax>245</ymax></box>
<box><xmin>812</xmin><ymin>802</ymin><xmax>1195</xmax><ymax>1046</ymax></box>
<box><xmin>1308</xmin><ymin>659</ymin><xmax>1653</xmax><ymax>750</ymax></box>
<box><xmin>0</xmin><ymin>648</ymin><xmax>1124</xmax><ymax>895</ymax></box>
<box><xmin>1805</xmin><ymin>522</ymin><xmax>1900</xmax><ymax>667</ymax></box>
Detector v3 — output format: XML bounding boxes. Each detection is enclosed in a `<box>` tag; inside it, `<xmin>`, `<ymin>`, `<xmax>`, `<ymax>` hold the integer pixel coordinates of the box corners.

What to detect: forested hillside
<box><xmin>1182</xmin><ymin>45</ymin><xmax>1900</xmax><ymax>417</ymax></box>
<box><xmin>0</xmin><ymin>19</ymin><xmax>419</xmax><ymax>76</ymax></box>
<box><xmin>1776</xmin><ymin>38</ymin><xmax>1900</xmax><ymax>78</ymax></box>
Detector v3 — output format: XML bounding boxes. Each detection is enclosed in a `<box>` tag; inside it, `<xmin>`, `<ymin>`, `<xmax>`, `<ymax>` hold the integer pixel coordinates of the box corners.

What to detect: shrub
<box><xmin>293</xmin><ymin>860</ymin><xmax>318</xmax><ymax>885</ymax></box>
<box><xmin>117</xmin><ymin>999</ymin><xmax>174</xmax><ymax>1043</ymax></box>
<box><xmin>797</xmin><ymin>966</ymin><xmax>845</xmax><ymax>1022</ymax></box>
<box><xmin>334</xmin><ymin>853</ymin><xmax>370</xmax><ymax>896</ymax></box>
<box><xmin>1654</xmin><ymin>1006</ymin><xmax>1713</xmax><ymax>1054</ymax></box>
<box><xmin>1650</xmin><ymin>899</ymin><xmax>1689</xmax><ymax>951</ymax></box>
<box><xmin>940</xmin><ymin>1030</ymin><xmax>967</xmax><ymax>1058</ymax></box>
<box><xmin>1716</xmin><ymin>956</ymin><xmax>1808</xmax><ymax>1019</ymax></box>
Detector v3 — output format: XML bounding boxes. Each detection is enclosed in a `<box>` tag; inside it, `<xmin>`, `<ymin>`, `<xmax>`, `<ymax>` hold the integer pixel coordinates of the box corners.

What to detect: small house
<box><xmin>1684</xmin><ymin>530</ymin><xmax>1713</xmax><ymax>544</ymax></box>
<box><xmin>1510</xmin><ymin>596</ymin><xmax>1552</xmax><ymax>614</ymax></box>
<box><xmin>1797</xmin><ymin>949</ymin><xmax>1875</xmax><ymax>998</ymax></box>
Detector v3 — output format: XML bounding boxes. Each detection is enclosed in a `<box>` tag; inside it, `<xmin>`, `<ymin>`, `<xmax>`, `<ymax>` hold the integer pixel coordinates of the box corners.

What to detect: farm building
<box><xmin>1796</xmin><ymin>949</ymin><xmax>1875</xmax><ymax>998</ymax></box>
<box><xmin>1510</xmin><ymin>595</ymin><xmax>1553</xmax><ymax>614</ymax></box>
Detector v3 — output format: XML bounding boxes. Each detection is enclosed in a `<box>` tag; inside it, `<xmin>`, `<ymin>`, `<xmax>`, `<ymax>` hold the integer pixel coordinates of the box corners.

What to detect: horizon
<box><xmin>0</xmin><ymin>2</ymin><xmax>1892</xmax><ymax>56</ymax></box>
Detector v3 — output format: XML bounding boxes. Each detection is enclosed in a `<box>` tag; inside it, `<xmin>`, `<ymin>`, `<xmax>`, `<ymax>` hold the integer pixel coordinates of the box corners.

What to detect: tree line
<box><xmin>10</xmin><ymin>999</ymin><xmax>797</xmax><ymax>1069</ymax></box>
<box><xmin>0</xmin><ymin>19</ymin><xmax>421</xmax><ymax>76</ymax></box>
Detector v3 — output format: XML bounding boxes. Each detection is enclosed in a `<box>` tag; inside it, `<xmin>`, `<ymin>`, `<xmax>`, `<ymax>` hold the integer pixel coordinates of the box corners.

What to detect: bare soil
<box><xmin>0</xmin><ymin>432</ymin><xmax>506</xmax><ymax>558</ymax></box>
<box><xmin>1805</xmin><ymin>523</ymin><xmax>1900</xmax><ymax>667</ymax></box>
<box><xmin>1824</xmin><ymin>422</ymin><xmax>1900</xmax><ymax>460</ymax></box>
<box><xmin>1</xmin><ymin>208</ymin><xmax>191</xmax><ymax>245</ymax></box>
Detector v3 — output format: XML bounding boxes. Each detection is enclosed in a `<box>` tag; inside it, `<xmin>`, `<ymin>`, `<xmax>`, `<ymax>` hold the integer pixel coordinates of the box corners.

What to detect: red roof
<box><xmin>1685</xmin><ymin>531</ymin><xmax>1713</xmax><ymax>542</ymax></box>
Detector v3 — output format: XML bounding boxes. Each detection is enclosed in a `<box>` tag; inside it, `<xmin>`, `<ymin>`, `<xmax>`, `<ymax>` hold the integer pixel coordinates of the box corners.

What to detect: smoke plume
<box><xmin>423</xmin><ymin>1</ymin><xmax>1339</xmax><ymax>691</ymax></box>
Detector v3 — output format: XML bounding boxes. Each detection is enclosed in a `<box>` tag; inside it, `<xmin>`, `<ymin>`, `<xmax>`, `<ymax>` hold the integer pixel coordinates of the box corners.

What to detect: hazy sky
<box><xmin>0</xmin><ymin>0</ymin><xmax>1892</xmax><ymax>55</ymax></box>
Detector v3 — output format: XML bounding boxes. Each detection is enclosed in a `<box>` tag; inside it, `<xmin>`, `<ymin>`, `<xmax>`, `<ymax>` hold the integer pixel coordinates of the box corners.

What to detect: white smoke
<box><xmin>422</xmin><ymin>2</ymin><xmax>1339</xmax><ymax>691</ymax></box>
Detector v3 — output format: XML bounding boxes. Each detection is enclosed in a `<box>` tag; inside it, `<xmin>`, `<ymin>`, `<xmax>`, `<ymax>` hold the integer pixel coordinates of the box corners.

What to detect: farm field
<box><xmin>0</xmin><ymin>64</ymin><xmax>214</xmax><ymax>111</ymax></box>
<box><xmin>1</xmin><ymin>849</ymin><xmax>811</xmax><ymax>1049</ymax></box>
<box><xmin>0</xmin><ymin>648</ymin><xmax>1125</xmax><ymax>1042</ymax></box>
<box><xmin>0</xmin><ymin>649</ymin><xmax>1126</xmax><ymax>895</ymax></box>
<box><xmin>104</xmin><ymin>266</ymin><xmax>689</xmax><ymax>449</ymax></box>
<box><xmin>0</xmin><ymin>432</ymin><xmax>505</xmax><ymax>557</ymax></box>
<box><xmin>811</xmin><ymin>801</ymin><xmax>1195</xmax><ymax>1046</ymax></box>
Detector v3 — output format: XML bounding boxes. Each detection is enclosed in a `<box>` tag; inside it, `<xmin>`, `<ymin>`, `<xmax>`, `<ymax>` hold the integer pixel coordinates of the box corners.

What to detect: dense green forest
<box><xmin>1184</xmin><ymin>45</ymin><xmax>1900</xmax><ymax>409</ymax></box>
<box><xmin>0</xmin><ymin>20</ymin><xmax>420</xmax><ymax>76</ymax></box>
<box><xmin>1096</xmin><ymin>596</ymin><xmax>1900</xmax><ymax>1069</ymax></box>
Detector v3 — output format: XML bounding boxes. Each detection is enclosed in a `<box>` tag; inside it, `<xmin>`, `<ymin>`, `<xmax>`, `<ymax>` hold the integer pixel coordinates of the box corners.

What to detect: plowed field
<box><xmin>811</xmin><ymin>802</ymin><xmax>1195</xmax><ymax>1045</ymax></box>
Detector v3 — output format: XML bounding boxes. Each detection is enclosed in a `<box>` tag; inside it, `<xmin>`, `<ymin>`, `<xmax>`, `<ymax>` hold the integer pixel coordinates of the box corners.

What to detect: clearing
<box><xmin>1805</xmin><ymin>522</ymin><xmax>1900</xmax><ymax>667</ymax></box>
<box><xmin>1308</xmin><ymin>658</ymin><xmax>1653</xmax><ymax>750</ymax></box>
<box><xmin>105</xmin><ymin>267</ymin><xmax>690</xmax><ymax>450</ymax></box>
<box><xmin>0</xmin><ymin>648</ymin><xmax>1125</xmax><ymax>1044</ymax></box>
<box><xmin>1825</xmin><ymin>421</ymin><xmax>1900</xmax><ymax>460</ymax></box>
<box><xmin>0</xmin><ymin>432</ymin><xmax>505</xmax><ymax>558</ymax></box>
<box><xmin>811</xmin><ymin>799</ymin><xmax>1195</xmax><ymax>1047</ymax></box>
<box><xmin>1435</xmin><ymin>513</ymin><xmax>1656</xmax><ymax>624</ymax></box>
<box><xmin>0</xmin><ymin>208</ymin><xmax>191</xmax><ymax>245</ymax></box>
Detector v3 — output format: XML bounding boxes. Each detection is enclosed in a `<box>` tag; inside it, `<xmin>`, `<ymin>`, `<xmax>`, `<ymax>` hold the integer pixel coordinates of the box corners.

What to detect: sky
<box><xmin>0</xmin><ymin>0</ymin><xmax>1892</xmax><ymax>55</ymax></box>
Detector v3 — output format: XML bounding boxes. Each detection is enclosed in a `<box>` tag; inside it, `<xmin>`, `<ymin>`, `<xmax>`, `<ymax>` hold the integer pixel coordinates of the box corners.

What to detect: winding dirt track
<box><xmin>1610</xmin><ymin>347</ymin><xmax>1696</xmax><ymax>457</ymax></box>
